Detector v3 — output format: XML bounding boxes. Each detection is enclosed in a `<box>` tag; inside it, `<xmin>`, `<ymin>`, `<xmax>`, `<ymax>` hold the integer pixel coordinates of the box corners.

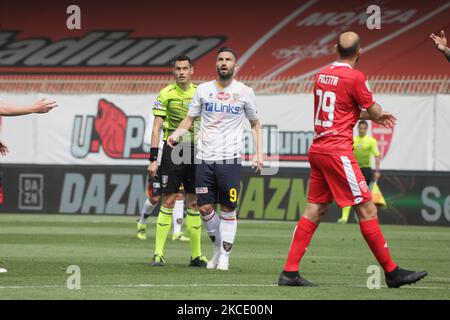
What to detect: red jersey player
<box><xmin>278</xmin><ymin>32</ymin><xmax>427</xmax><ymax>288</ymax></box>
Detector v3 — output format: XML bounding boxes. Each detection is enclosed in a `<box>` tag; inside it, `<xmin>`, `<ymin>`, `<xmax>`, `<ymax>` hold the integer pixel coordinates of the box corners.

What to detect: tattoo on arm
<box><xmin>445</xmin><ymin>47</ymin><xmax>450</xmax><ymax>62</ymax></box>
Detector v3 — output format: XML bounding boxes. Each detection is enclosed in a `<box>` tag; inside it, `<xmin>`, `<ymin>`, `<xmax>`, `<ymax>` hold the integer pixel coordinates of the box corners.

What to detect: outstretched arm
<box><xmin>167</xmin><ymin>115</ymin><xmax>195</xmax><ymax>147</ymax></box>
<box><xmin>0</xmin><ymin>98</ymin><xmax>57</xmax><ymax>116</ymax></box>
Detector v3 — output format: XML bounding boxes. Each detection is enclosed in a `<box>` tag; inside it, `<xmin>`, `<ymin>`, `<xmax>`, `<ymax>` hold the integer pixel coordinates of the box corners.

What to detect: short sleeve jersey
<box><xmin>152</xmin><ymin>83</ymin><xmax>197</xmax><ymax>141</ymax></box>
<box><xmin>353</xmin><ymin>135</ymin><xmax>380</xmax><ymax>168</ymax></box>
<box><xmin>309</xmin><ymin>62</ymin><xmax>375</xmax><ymax>155</ymax></box>
<box><xmin>188</xmin><ymin>80</ymin><xmax>258</xmax><ymax>161</ymax></box>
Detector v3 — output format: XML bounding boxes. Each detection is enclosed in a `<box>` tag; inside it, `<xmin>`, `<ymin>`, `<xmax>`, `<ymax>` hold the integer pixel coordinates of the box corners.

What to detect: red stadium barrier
<box><xmin>0</xmin><ymin>75</ymin><xmax>448</xmax><ymax>94</ymax></box>
<box><xmin>0</xmin><ymin>0</ymin><xmax>448</xmax><ymax>79</ymax></box>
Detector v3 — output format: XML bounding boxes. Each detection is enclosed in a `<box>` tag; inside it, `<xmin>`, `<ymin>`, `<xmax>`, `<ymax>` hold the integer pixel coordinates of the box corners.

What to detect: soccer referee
<box><xmin>338</xmin><ymin>120</ymin><xmax>380</xmax><ymax>224</ymax></box>
<box><xmin>148</xmin><ymin>55</ymin><xmax>207</xmax><ymax>267</ymax></box>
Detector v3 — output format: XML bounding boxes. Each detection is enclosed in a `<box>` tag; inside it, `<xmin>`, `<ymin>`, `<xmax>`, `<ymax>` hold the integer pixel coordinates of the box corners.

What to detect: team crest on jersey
<box><xmin>232</xmin><ymin>93</ymin><xmax>239</xmax><ymax>103</ymax></box>
<box><xmin>359</xmin><ymin>181</ymin><xmax>368</xmax><ymax>193</ymax></box>
<box><xmin>208</xmin><ymin>93</ymin><xmax>213</xmax><ymax>99</ymax></box>
<box><xmin>217</xmin><ymin>92</ymin><xmax>230</xmax><ymax>101</ymax></box>
<box><xmin>162</xmin><ymin>175</ymin><xmax>169</xmax><ymax>186</ymax></box>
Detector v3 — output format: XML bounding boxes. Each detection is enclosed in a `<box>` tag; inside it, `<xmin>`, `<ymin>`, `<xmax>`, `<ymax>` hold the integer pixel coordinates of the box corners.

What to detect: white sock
<box><xmin>172</xmin><ymin>199</ymin><xmax>184</xmax><ymax>234</ymax></box>
<box><xmin>139</xmin><ymin>198</ymin><xmax>156</xmax><ymax>224</ymax></box>
<box><xmin>219</xmin><ymin>211</ymin><xmax>237</xmax><ymax>257</ymax></box>
<box><xmin>201</xmin><ymin>210</ymin><xmax>221</xmax><ymax>251</ymax></box>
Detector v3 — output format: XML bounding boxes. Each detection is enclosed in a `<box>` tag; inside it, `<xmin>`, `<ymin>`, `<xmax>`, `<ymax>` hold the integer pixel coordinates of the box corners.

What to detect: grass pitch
<box><xmin>0</xmin><ymin>214</ymin><xmax>449</xmax><ymax>300</ymax></box>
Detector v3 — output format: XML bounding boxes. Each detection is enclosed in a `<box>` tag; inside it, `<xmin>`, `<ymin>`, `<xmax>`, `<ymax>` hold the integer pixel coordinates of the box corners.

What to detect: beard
<box><xmin>217</xmin><ymin>67</ymin><xmax>234</xmax><ymax>81</ymax></box>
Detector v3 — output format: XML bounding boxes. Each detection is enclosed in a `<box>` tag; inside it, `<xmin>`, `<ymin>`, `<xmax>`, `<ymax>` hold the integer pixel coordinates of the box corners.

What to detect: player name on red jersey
<box><xmin>317</xmin><ymin>74</ymin><xmax>339</xmax><ymax>86</ymax></box>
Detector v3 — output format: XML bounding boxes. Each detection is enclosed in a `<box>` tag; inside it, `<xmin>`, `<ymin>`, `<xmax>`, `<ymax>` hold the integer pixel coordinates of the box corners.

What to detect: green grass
<box><xmin>0</xmin><ymin>214</ymin><xmax>449</xmax><ymax>300</ymax></box>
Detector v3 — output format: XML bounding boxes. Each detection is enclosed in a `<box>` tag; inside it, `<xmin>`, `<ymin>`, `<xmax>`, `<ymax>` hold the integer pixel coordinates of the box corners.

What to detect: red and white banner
<box><xmin>0</xmin><ymin>0</ymin><xmax>449</xmax><ymax>77</ymax></box>
<box><xmin>0</xmin><ymin>92</ymin><xmax>443</xmax><ymax>171</ymax></box>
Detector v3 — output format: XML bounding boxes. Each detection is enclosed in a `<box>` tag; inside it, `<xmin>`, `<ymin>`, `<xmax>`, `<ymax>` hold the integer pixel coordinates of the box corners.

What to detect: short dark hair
<box><xmin>337</xmin><ymin>34</ymin><xmax>360</xmax><ymax>58</ymax></box>
<box><xmin>217</xmin><ymin>47</ymin><xmax>238</xmax><ymax>60</ymax></box>
<box><xmin>172</xmin><ymin>55</ymin><xmax>192</xmax><ymax>67</ymax></box>
<box><xmin>358</xmin><ymin>120</ymin><xmax>368</xmax><ymax>128</ymax></box>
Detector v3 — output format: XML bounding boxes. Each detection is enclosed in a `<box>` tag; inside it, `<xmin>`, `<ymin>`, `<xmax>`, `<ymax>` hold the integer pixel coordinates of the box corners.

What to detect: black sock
<box><xmin>283</xmin><ymin>271</ymin><xmax>299</xmax><ymax>278</ymax></box>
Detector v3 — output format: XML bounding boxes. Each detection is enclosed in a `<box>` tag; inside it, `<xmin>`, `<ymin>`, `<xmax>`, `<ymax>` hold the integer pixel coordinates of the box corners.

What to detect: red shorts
<box><xmin>307</xmin><ymin>152</ymin><xmax>372</xmax><ymax>208</ymax></box>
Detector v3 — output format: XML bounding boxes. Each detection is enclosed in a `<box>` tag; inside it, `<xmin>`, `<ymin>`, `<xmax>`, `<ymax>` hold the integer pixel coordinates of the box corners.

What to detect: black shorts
<box><xmin>160</xmin><ymin>142</ymin><xmax>196</xmax><ymax>194</ymax></box>
<box><xmin>195</xmin><ymin>158</ymin><xmax>241</xmax><ymax>209</ymax></box>
<box><xmin>360</xmin><ymin>167</ymin><xmax>373</xmax><ymax>186</ymax></box>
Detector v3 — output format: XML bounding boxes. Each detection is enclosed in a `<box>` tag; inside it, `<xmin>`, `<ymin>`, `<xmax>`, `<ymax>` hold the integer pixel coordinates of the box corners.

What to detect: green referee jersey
<box><xmin>153</xmin><ymin>82</ymin><xmax>197</xmax><ymax>141</ymax></box>
<box><xmin>353</xmin><ymin>135</ymin><xmax>380</xmax><ymax>168</ymax></box>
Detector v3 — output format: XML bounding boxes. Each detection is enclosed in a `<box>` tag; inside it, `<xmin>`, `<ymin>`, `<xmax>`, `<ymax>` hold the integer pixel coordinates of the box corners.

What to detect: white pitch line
<box><xmin>0</xmin><ymin>283</ymin><xmax>448</xmax><ymax>290</ymax></box>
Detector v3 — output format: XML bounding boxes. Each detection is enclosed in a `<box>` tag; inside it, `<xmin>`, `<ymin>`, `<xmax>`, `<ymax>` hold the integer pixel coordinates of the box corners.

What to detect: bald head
<box><xmin>337</xmin><ymin>31</ymin><xmax>361</xmax><ymax>58</ymax></box>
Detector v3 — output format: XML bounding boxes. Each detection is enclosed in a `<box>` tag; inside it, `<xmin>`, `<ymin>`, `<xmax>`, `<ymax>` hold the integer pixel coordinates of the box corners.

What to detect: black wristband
<box><xmin>149</xmin><ymin>147</ymin><xmax>159</xmax><ymax>162</ymax></box>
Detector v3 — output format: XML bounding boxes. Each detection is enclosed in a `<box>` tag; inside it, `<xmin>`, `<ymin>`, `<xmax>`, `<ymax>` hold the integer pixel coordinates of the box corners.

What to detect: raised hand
<box><xmin>430</xmin><ymin>30</ymin><xmax>447</xmax><ymax>52</ymax></box>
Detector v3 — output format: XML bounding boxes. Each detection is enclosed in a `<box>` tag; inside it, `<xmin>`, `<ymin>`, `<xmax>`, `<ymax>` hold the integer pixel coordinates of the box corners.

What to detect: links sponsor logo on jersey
<box><xmin>204</xmin><ymin>102</ymin><xmax>241</xmax><ymax>114</ymax></box>
<box><xmin>71</xmin><ymin>99</ymin><xmax>149</xmax><ymax>159</ymax></box>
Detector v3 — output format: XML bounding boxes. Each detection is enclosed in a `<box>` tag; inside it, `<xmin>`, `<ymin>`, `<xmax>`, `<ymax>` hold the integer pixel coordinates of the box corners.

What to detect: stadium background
<box><xmin>0</xmin><ymin>0</ymin><xmax>449</xmax><ymax>227</ymax></box>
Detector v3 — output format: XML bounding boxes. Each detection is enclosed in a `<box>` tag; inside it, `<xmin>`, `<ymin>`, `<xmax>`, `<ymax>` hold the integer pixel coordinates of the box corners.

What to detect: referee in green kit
<box><xmin>338</xmin><ymin>120</ymin><xmax>380</xmax><ymax>224</ymax></box>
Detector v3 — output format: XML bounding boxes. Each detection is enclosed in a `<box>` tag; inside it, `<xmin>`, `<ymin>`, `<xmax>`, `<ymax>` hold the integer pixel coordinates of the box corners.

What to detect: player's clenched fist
<box><xmin>32</xmin><ymin>98</ymin><xmax>58</xmax><ymax>113</ymax></box>
<box><xmin>167</xmin><ymin>133</ymin><xmax>180</xmax><ymax>147</ymax></box>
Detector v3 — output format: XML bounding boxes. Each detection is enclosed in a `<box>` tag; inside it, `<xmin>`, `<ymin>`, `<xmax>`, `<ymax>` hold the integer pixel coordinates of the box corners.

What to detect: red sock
<box><xmin>359</xmin><ymin>218</ymin><xmax>397</xmax><ymax>273</ymax></box>
<box><xmin>283</xmin><ymin>216</ymin><xmax>318</xmax><ymax>272</ymax></box>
